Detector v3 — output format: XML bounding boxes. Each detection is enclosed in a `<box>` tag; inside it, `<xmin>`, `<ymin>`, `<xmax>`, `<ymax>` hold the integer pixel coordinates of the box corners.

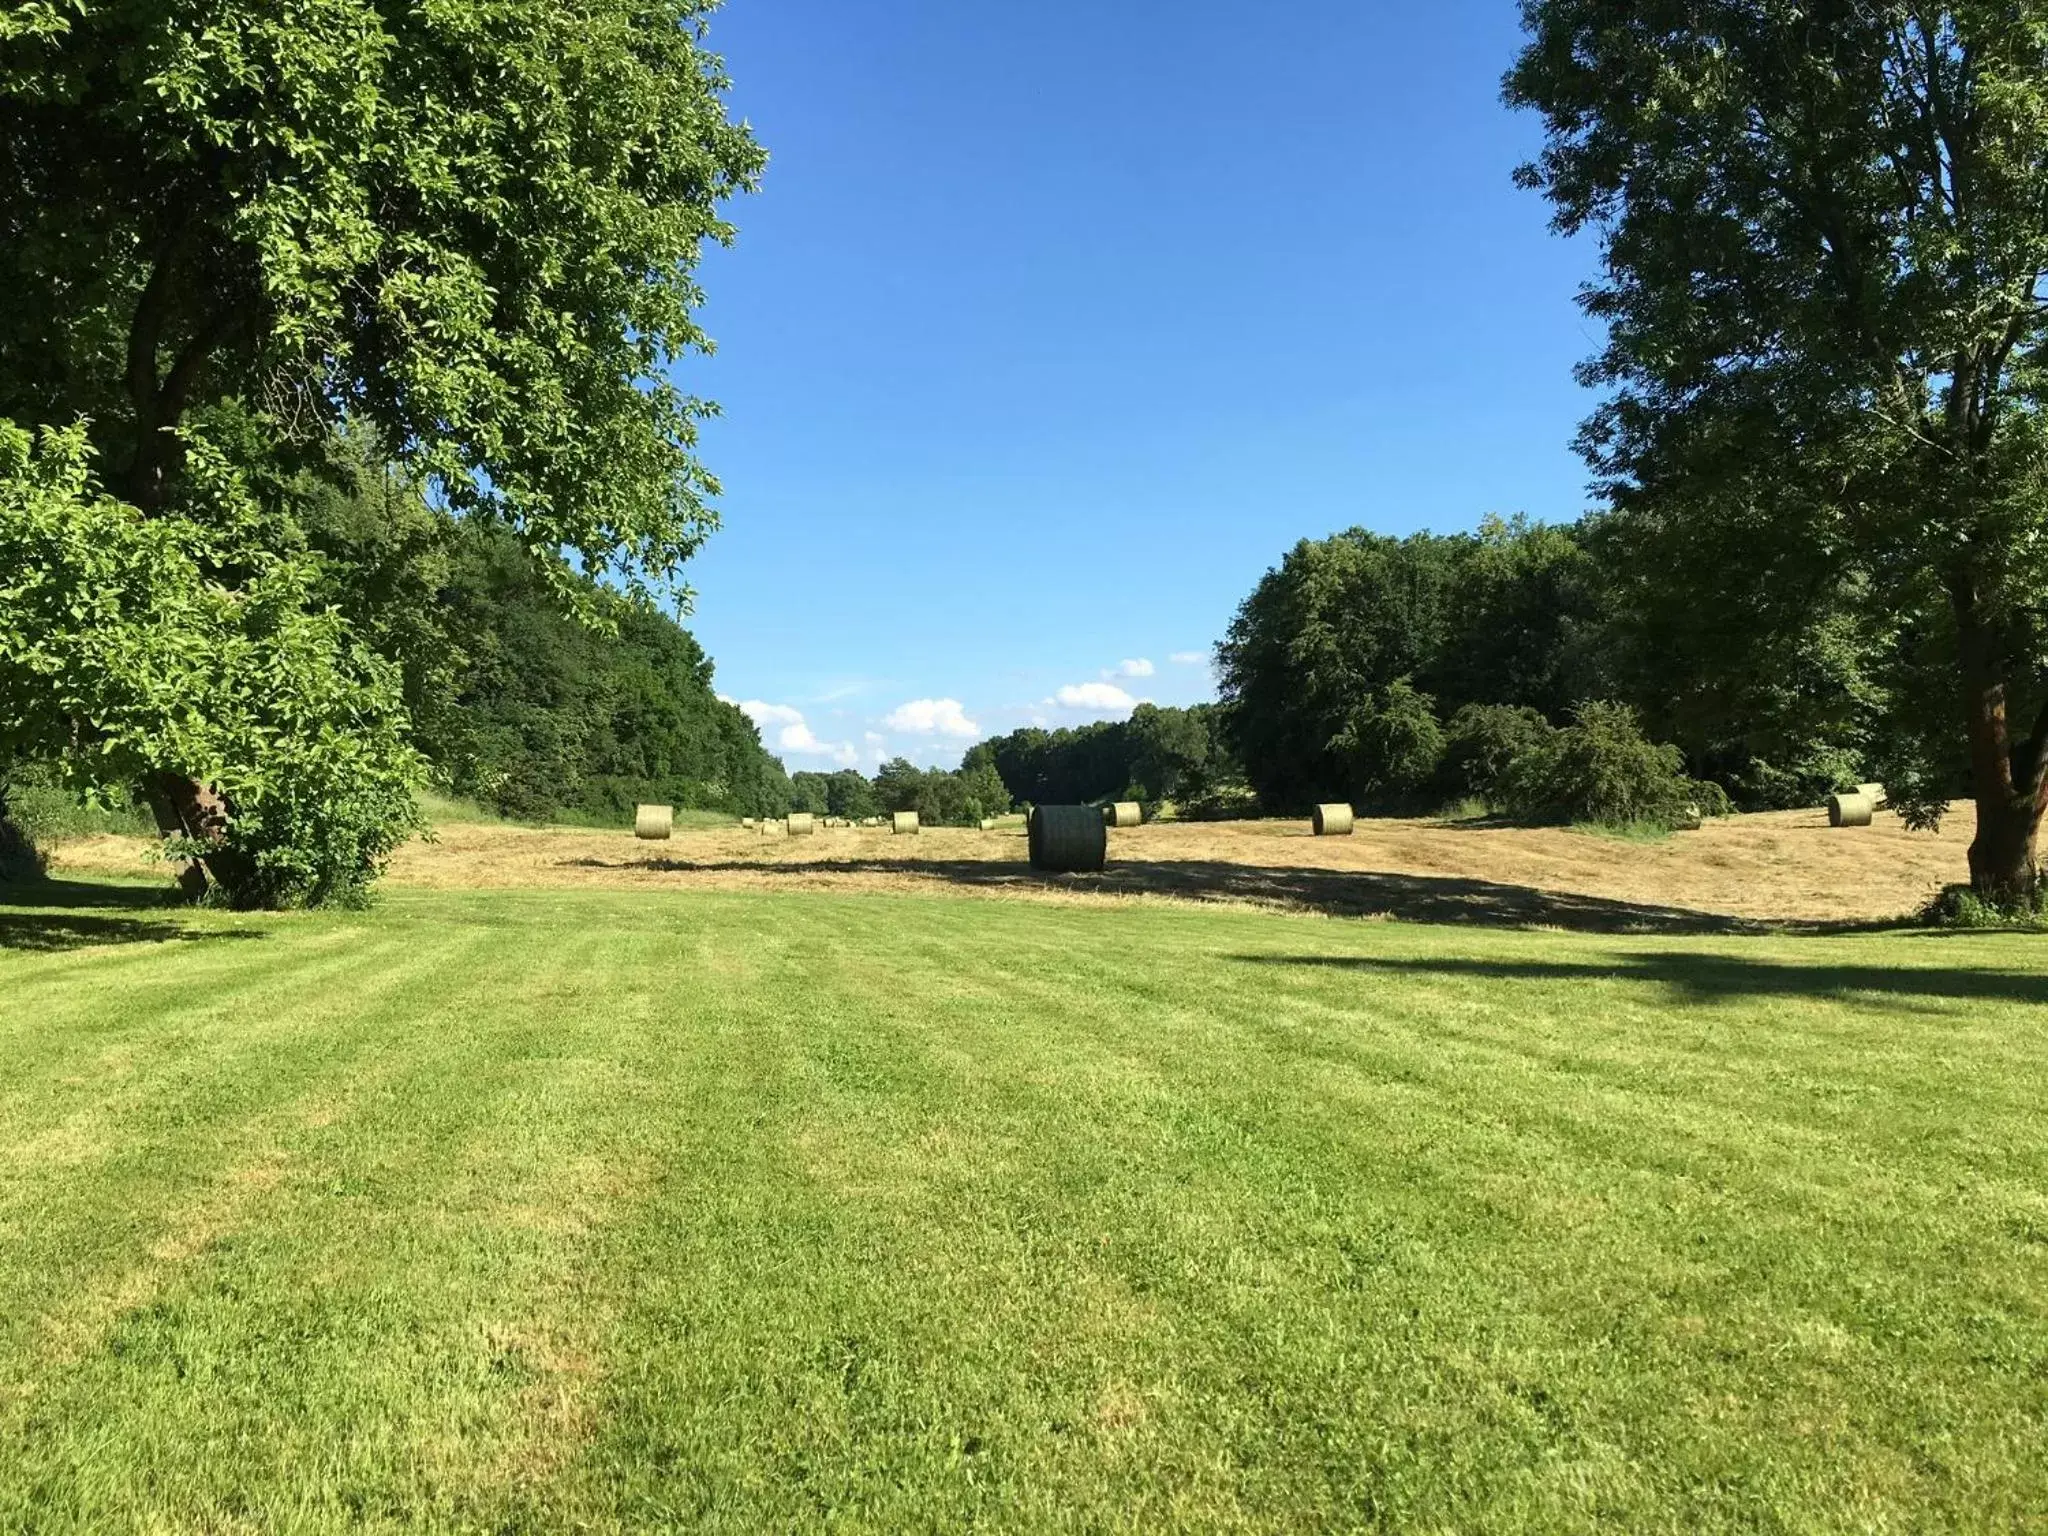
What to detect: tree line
<box><xmin>786</xmin><ymin>751</ymin><xmax>1012</xmax><ymax>828</ymax></box>
<box><xmin>1207</xmin><ymin>512</ymin><xmax>1866</xmax><ymax>825</ymax></box>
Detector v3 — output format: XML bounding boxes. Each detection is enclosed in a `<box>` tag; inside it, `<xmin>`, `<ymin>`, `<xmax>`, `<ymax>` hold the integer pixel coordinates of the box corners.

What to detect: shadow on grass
<box><xmin>0</xmin><ymin>878</ymin><xmax>261</xmax><ymax>953</ymax></box>
<box><xmin>1231</xmin><ymin>952</ymin><xmax>2048</xmax><ymax>1005</ymax></box>
<box><xmin>564</xmin><ymin>855</ymin><xmax>1795</xmax><ymax>936</ymax></box>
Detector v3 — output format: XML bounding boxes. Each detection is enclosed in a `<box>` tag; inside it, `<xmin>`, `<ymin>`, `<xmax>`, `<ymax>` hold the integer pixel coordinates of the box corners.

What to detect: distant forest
<box><xmin>309</xmin><ymin>474</ymin><xmax>1897</xmax><ymax>831</ymax></box>
<box><xmin>4</xmin><ymin>431</ymin><xmax>1901</xmax><ymax>842</ymax></box>
<box><xmin>285</xmin><ymin>452</ymin><xmax>793</xmax><ymax>824</ymax></box>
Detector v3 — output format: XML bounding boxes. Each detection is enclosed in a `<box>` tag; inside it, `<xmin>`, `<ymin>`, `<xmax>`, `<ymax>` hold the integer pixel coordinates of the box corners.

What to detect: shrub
<box><xmin>1178</xmin><ymin>783</ymin><xmax>1261</xmax><ymax>821</ymax></box>
<box><xmin>1920</xmin><ymin>883</ymin><xmax>2048</xmax><ymax>929</ymax></box>
<box><xmin>0</xmin><ymin>795</ymin><xmax>45</xmax><ymax>882</ymax></box>
<box><xmin>0</xmin><ymin>761</ymin><xmax>156</xmax><ymax>844</ymax></box>
<box><xmin>1329</xmin><ymin>678</ymin><xmax>1445</xmax><ymax>808</ymax></box>
<box><xmin>1500</xmin><ymin>700</ymin><xmax>1699</xmax><ymax>829</ymax></box>
<box><xmin>0</xmin><ymin>419</ymin><xmax>424</xmax><ymax>908</ymax></box>
<box><xmin>1440</xmin><ymin>703</ymin><xmax>1555</xmax><ymax>803</ymax></box>
<box><xmin>1689</xmin><ymin>779</ymin><xmax>1734</xmax><ymax>818</ymax></box>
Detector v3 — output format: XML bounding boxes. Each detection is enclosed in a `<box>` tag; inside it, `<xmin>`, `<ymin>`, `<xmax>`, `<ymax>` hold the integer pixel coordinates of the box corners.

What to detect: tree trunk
<box><xmin>1952</xmin><ymin>575</ymin><xmax>2045</xmax><ymax>903</ymax></box>
<box><xmin>141</xmin><ymin>771</ymin><xmax>235</xmax><ymax>901</ymax></box>
<box><xmin>1968</xmin><ymin>790</ymin><xmax>2042</xmax><ymax>904</ymax></box>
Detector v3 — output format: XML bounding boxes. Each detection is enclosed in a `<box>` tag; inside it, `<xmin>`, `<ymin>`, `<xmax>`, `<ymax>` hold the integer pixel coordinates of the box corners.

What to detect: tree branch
<box><xmin>2015</xmin><ymin>692</ymin><xmax>2048</xmax><ymax>801</ymax></box>
<box><xmin>124</xmin><ymin>221</ymin><xmax>190</xmax><ymax>427</ymax></box>
<box><xmin>159</xmin><ymin>303</ymin><xmax>241</xmax><ymax>426</ymax></box>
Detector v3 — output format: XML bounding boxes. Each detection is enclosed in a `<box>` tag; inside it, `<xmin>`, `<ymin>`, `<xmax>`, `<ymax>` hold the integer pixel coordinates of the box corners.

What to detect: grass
<box><xmin>2</xmin><ymin>878</ymin><xmax>2045</xmax><ymax>1530</ymax></box>
<box><xmin>0</xmin><ymin>778</ymin><xmax>157</xmax><ymax>843</ymax></box>
<box><xmin>1431</xmin><ymin>795</ymin><xmax>1493</xmax><ymax>824</ymax></box>
<box><xmin>1568</xmin><ymin>817</ymin><xmax>1680</xmax><ymax>843</ymax></box>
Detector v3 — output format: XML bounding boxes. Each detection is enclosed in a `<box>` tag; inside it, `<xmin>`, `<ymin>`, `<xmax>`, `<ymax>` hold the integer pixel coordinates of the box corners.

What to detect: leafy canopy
<box><xmin>1</xmin><ymin>0</ymin><xmax>761</xmax><ymax>903</ymax></box>
<box><xmin>1</xmin><ymin>0</ymin><xmax>763</xmax><ymax>601</ymax></box>
<box><xmin>1215</xmin><ymin>520</ymin><xmax>1601</xmax><ymax>811</ymax></box>
<box><xmin>1509</xmin><ymin>1</ymin><xmax>2048</xmax><ymax>889</ymax></box>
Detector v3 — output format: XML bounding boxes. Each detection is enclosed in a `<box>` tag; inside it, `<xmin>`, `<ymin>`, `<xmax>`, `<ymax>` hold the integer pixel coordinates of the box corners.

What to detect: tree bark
<box><xmin>1950</xmin><ymin>574</ymin><xmax>2045</xmax><ymax>903</ymax></box>
<box><xmin>141</xmin><ymin>772</ymin><xmax>236</xmax><ymax>901</ymax></box>
<box><xmin>121</xmin><ymin>211</ymin><xmax>249</xmax><ymax>892</ymax></box>
<box><xmin>1968</xmin><ymin>792</ymin><xmax>2041</xmax><ymax>902</ymax></box>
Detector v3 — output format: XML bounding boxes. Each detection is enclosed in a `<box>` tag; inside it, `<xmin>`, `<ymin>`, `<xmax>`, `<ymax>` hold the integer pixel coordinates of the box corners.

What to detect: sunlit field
<box><xmin>3</xmin><ymin>854</ymin><xmax>2044</xmax><ymax>1530</ymax></box>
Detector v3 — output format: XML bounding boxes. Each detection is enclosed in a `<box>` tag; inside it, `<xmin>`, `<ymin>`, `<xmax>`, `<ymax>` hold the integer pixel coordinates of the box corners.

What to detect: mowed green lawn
<box><xmin>2</xmin><ymin>879</ymin><xmax>2045</xmax><ymax>1532</ymax></box>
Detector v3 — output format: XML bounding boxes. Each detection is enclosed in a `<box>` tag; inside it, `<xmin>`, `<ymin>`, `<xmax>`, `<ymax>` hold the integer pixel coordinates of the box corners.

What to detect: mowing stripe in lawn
<box><xmin>0</xmin><ymin>881</ymin><xmax>2043</xmax><ymax>1532</ymax></box>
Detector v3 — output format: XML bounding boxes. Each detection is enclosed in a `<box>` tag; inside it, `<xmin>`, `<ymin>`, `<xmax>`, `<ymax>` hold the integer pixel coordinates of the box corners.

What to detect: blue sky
<box><xmin>676</xmin><ymin>0</ymin><xmax>1603</xmax><ymax>770</ymax></box>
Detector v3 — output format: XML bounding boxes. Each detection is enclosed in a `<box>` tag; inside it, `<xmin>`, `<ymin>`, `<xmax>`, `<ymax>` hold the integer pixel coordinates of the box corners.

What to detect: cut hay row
<box><xmin>634</xmin><ymin>804</ymin><xmax>673</xmax><ymax>840</ymax></box>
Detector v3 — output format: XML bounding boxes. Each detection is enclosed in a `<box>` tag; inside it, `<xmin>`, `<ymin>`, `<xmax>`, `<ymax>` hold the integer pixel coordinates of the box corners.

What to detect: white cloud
<box><xmin>738</xmin><ymin>700</ymin><xmax>857</xmax><ymax>766</ymax></box>
<box><xmin>737</xmin><ymin>699</ymin><xmax>803</xmax><ymax>728</ymax></box>
<box><xmin>1107</xmin><ymin>657</ymin><xmax>1154</xmax><ymax>679</ymax></box>
<box><xmin>883</xmin><ymin>697</ymin><xmax>980</xmax><ymax>738</ymax></box>
<box><xmin>1053</xmin><ymin>681</ymin><xmax>1138</xmax><ymax>712</ymax></box>
<box><xmin>1168</xmin><ymin>650</ymin><xmax>1208</xmax><ymax>666</ymax></box>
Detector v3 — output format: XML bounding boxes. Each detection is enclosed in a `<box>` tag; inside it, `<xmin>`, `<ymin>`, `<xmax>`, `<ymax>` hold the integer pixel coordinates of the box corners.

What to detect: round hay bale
<box><xmin>1105</xmin><ymin>801</ymin><xmax>1141</xmax><ymax>828</ymax></box>
<box><xmin>787</xmin><ymin>812</ymin><xmax>816</xmax><ymax>836</ymax></box>
<box><xmin>740</xmin><ymin>817</ymin><xmax>755</xmax><ymax>830</ymax></box>
<box><xmin>634</xmin><ymin>804</ymin><xmax>673</xmax><ymax>840</ymax></box>
<box><xmin>1674</xmin><ymin>803</ymin><xmax>1703</xmax><ymax>831</ymax></box>
<box><xmin>1311</xmin><ymin>802</ymin><xmax>1354</xmax><ymax>836</ymax></box>
<box><xmin>892</xmin><ymin>810</ymin><xmax>920</xmax><ymax>835</ymax></box>
<box><xmin>1029</xmin><ymin>805</ymin><xmax>1107</xmax><ymax>873</ymax></box>
<box><xmin>1827</xmin><ymin>791</ymin><xmax>1873</xmax><ymax>828</ymax></box>
<box><xmin>978</xmin><ymin>818</ymin><xmax>994</xmax><ymax>831</ymax></box>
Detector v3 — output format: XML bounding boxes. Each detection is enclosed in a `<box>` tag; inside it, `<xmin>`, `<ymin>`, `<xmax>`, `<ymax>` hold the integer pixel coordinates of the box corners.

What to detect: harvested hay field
<box><xmin>48</xmin><ymin>805</ymin><xmax>1974</xmax><ymax>930</ymax></box>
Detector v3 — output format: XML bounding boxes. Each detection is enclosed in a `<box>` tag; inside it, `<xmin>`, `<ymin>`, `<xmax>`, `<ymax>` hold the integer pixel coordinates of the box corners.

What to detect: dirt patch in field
<box><xmin>359</xmin><ymin>807</ymin><xmax>1969</xmax><ymax>931</ymax></box>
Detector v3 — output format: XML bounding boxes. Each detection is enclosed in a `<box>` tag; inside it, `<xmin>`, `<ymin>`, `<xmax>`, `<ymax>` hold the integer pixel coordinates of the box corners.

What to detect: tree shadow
<box><xmin>1230</xmin><ymin>953</ymin><xmax>2048</xmax><ymax>1006</ymax></box>
<box><xmin>0</xmin><ymin>877</ymin><xmax>182</xmax><ymax>911</ymax></box>
<box><xmin>563</xmin><ymin>855</ymin><xmax>1814</xmax><ymax>936</ymax></box>
<box><xmin>0</xmin><ymin>878</ymin><xmax>262</xmax><ymax>953</ymax></box>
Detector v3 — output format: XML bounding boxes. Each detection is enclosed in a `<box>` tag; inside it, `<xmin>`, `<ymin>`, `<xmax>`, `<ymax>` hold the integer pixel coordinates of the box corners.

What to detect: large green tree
<box><xmin>1214</xmin><ymin>523</ymin><xmax>1601</xmax><ymax>810</ymax></box>
<box><xmin>1</xmin><ymin>0</ymin><xmax>761</xmax><ymax>895</ymax></box>
<box><xmin>1509</xmin><ymin>1</ymin><xmax>2048</xmax><ymax>898</ymax></box>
